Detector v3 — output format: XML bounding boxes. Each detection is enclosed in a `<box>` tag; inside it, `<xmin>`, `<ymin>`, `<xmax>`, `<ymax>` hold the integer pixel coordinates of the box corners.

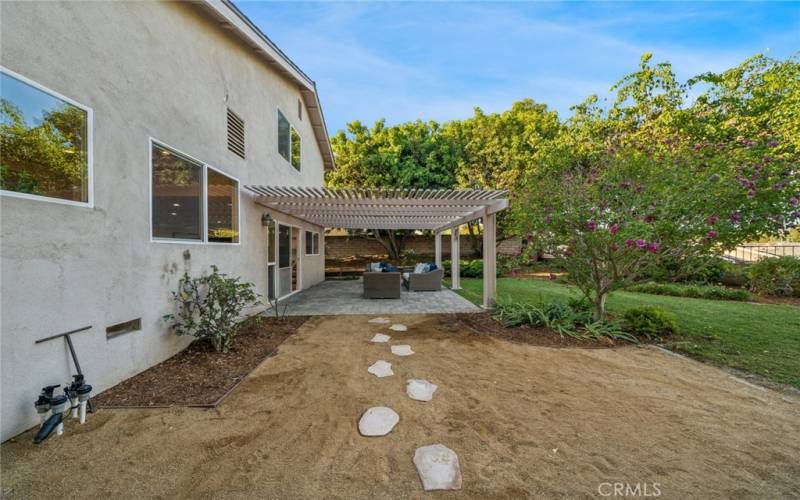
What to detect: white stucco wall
<box><xmin>0</xmin><ymin>1</ymin><xmax>327</xmax><ymax>440</ymax></box>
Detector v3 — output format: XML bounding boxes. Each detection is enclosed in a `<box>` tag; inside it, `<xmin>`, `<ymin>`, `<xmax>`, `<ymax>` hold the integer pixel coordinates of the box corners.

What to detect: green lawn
<box><xmin>456</xmin><ymin>278</ymin><xmax>800</xmax><ymax>389</ymax></box>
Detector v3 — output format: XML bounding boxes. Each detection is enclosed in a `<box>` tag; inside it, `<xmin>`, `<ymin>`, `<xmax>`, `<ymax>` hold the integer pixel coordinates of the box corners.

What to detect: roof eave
<box><xmin>196</xmin><ymin>0</ymin><xmax>335</xmax><ymax>170</ymax></box>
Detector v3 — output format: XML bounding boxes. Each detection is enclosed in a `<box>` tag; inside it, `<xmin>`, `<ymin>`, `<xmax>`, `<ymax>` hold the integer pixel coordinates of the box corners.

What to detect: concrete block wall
<box><xmin>325</xmin><ymin>235</ymin><xmax>521</xmax><ymax>260</ymax></box>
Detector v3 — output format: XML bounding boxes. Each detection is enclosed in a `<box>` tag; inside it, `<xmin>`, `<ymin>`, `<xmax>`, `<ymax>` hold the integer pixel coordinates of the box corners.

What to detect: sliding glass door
<box><xmin>277</xmin><ymin>224</ymin><xmax>300</xmax><ymax>297</ymax></box>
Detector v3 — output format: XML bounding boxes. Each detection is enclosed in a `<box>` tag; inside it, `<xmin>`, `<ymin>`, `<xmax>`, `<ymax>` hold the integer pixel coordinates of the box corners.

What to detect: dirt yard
<box><xmin>3</xmin><ymin>315</ymin><xmax>799</xmax><ymax>499</ymax></box>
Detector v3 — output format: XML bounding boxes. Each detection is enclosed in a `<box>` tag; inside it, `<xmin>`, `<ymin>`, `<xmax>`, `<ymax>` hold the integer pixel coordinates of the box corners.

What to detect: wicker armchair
<box><xmin>363</xmin><ymin>271</ymin><xmax>402</xmax><ymax>299</ymax></box>
<box><xmin>404</xmin><ymin>268</ymin><xmax>444</xmax><ymax>291</ymax></box>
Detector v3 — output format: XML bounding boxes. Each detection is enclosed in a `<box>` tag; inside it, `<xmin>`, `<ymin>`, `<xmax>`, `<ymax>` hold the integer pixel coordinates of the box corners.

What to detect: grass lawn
<box><xmin>456</xmin><ymin>277</ymin><xmax>800</xmax><ymax>389</ymax></box>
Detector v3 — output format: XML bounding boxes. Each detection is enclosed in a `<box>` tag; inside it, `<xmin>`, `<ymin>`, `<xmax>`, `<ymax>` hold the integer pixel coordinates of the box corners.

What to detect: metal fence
<box><xmin>725</xmin><ymin>244</ymin><xmax>800</xmax><ymax>263</ymax></box>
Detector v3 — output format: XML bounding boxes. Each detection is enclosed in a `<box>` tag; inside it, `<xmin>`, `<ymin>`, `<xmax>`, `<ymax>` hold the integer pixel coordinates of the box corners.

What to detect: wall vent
<box><xmin>106</xmin><ymin>318</ymin><xmax>141</xmax><ymax>339</ymax></box>
<box><xmin>227</xmin><ymin>108</ymin><xmax>245</xmax><ymax>159</ymax></box>
<box><xmin>298</xmin><ymin>99</ymin><xmax>302</xmax><ymax>120</ymax></box>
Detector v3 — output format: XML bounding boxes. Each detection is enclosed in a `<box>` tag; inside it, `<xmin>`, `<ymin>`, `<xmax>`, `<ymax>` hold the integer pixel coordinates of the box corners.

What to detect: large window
<box><xmin>0</xmin><ymin>68</ymin><xmax>92</xmax><ymax>205</ymax></box>
<box><xmin>278</xmin><ymin>109</ymin><xmax>301</xmax><ymax>171</ymax></box>
<box><xmin>305</xmin><ymin>231</ymin><xmax>319</xmax><ymax>255</ymax></box>
<box><xmin>207</xmin><ymin>168</ymin><xmax>239</xmax><ymax>243</ymax></box>
<box><xmin>151</xmin><ymin>141</ymin><xmax>239</xmax><ymax>244</ymax></box>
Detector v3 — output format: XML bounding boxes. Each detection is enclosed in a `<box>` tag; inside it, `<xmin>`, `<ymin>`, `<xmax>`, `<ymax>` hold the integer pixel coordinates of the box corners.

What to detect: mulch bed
<box><xmin>447</xmin><ymin>312</ymin><xmax>620</xmax><ymax>348</ymax></box>
<box><xmin>94</xmin><ymin>316</ymin><xmax>309</xmax><ymax>408</ymax></box>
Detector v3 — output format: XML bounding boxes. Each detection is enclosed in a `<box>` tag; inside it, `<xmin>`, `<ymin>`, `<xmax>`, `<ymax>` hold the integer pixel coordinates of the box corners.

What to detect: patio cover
<box><xmin>245</xmin><ymin>186</ymin><xmax>509</xmax><ymax>308</ymax></box>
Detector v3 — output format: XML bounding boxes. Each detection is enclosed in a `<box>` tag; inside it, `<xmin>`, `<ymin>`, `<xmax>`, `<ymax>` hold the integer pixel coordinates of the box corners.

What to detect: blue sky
<box><xmin>236</xmin><ymin>1</ymin><xmax>799</xmax><ymax>135</ymax></box>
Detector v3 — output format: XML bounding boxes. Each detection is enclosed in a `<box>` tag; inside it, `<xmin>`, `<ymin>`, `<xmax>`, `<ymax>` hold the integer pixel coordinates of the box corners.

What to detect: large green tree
<box><xmin>327</xmin><ymin>119</ymin><xmax>459</xmax><ymax>259</ymax></box>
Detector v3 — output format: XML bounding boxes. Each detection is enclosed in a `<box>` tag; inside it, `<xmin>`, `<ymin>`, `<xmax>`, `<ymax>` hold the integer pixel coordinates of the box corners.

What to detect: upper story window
<box><xmin>278</xmin><ymin>109</ymin><xmax>301</xmax><ymax>172</ymax></box>
<box><xmin>151</xmin><ymin>141</ymin><xmax>239</xmax><ymax>244</ymax></box>
<box><xmin>0</xmin><ymin>68</ymin><xmax>92</xmax><ymax>206</ymax></box>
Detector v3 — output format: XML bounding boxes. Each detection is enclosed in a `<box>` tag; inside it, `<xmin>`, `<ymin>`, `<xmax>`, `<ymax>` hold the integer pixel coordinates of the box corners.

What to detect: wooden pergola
<box><xmin>246</xmin><ymin>186</ymin><xmax>509</xmax><ymax>308</ymax></box>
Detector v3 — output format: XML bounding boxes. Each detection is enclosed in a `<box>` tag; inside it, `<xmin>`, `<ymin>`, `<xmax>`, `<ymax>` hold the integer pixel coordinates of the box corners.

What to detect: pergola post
<box><xmin>482</xmin><ymin>213</ymin><xmax>497</xmax><ymax>309</ymax></box>
<box><xmin>434</xmin><ymin>231</ymin><xmax>442</xmax><ymax>268</ymax></box>
<box><xmin>450</xmin><ymin>227</ymin><xmax>461</xmax><ymax>290</ymax></box>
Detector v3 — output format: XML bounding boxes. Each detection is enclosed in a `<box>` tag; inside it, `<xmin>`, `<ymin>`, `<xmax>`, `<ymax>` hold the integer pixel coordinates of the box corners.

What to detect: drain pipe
<box><xmin>33</xmin><ymin>391</ymin><xmax>67</xmax><ymax>444</ymax></box>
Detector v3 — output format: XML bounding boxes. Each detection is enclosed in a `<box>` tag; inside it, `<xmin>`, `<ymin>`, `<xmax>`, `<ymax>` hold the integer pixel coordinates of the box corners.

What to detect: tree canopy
<box><xmin>327</xmin><ymin>53</ymin><xmax>799</xmax><ymax>272</ymax></box>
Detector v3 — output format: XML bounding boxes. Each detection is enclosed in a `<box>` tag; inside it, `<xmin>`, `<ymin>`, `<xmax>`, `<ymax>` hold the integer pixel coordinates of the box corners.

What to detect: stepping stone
<box><xmin>413</xmin><ymin>444</ymin><xmax>462</xmax><ymax>491</ymax></box>
<box><xmin>406</xmin><ymin>379</ymin><xmax>438</xmax><ymax>401</ymax></box>
<box><xmin>368</xmin><ymin>360</ymin><xmax>393</xmax><ymax>378</ymax></box>
<box><xmin>390</xmin><ymin>345</ymin><xmax>414</xmax><ymax>356</ymax></box>
<box><xmin>358</xmin><ymin>407</ymin><xmax>399</xmax><ymax>436</ymax></box>
<box><xmin>369</xmin><ymin>317</ymin><xmax>391</xmax><ymax>324</ymax></box>
<box><xmin>389</xmin><ymin>324</ymin><xmax>408</xmax><ymax>332</ymax></box>
<box><xmin>371</xmin><ymin>333</ymin><xmax>391</xmax><ymax>343</ymax></box>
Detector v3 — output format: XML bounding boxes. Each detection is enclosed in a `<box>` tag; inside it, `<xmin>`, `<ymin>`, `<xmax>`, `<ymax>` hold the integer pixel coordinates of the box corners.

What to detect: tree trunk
<box><xmin>593</xmin><ymin>293</ymin><xmax>607</xmax><ymax>322</ymax></box>
<box><xmin>371</xmin><ymin>230</ymin><xmax>404</xmax><ymax>261</ymax></box>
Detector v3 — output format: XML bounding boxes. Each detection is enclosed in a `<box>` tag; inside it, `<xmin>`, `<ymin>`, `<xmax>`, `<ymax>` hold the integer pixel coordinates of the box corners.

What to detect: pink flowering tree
<box><xmin>513</xmin><ymin>135</ymin><xmax>797</xmax><ymax>321</ymax></box>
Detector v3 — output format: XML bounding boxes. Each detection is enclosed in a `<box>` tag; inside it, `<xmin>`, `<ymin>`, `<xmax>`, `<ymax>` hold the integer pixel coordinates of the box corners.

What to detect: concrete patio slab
<box><xmin>276</xmin><ymin>279</ymin><xmax>480</xmax><ymax>316</ymax></box>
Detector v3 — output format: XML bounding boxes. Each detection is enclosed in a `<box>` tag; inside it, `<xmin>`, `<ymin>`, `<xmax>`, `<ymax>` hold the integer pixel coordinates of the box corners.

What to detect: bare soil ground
<box><xmin>3</xmin><ymin>314</ymin><xmax>799</xmax><ymax>499</ymax></box>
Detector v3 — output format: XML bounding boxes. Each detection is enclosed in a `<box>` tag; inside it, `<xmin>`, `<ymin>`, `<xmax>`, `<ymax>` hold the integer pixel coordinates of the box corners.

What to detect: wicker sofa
<box><xmin>363</xmin><ymin>269</ymin><xmax>402</xmax><ymax>299</ymax></box>
<box><xmin>403</xmin><ymin>268</ymin><xmax>444</xmax><ymax>291</ymax></box>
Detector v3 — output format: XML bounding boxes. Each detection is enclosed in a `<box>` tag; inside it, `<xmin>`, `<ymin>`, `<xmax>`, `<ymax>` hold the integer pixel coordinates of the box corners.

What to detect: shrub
<box><xmin>628</xmin><ymin>281</ymin><xmax>751</xmax><ymax>301</ymax></box>
<box><xmin>164</xmin><ymin>265</ymin><xmax>260</xmax><ymax>353</ymax></box>
<box><xmin>720</xmin><ymin>262</ymin><xmax>749</xmax><ymax>288</ymax></box>
<box><xmin>747</xmin><ymin>257</ymin><xmax>800</xmax><ymax>297</ymax></box>
<box><xmin>623</xmin><ymin>306</ymin><xmax>677</xmax><ymax>340</ymax></box>
<box><xmin>640</xmin><ymin>255</ymin><xmax>728</xmax><ymax>284</ymax></box>
<box><xmin>441</xmin><ymin>259</ymin><xmax>501</xmax><ymax>278</ymax></box>
<box><xmin>494</xmin><ymin>299</ymin><xmax>637</xmax><ymax>343</ymax></box>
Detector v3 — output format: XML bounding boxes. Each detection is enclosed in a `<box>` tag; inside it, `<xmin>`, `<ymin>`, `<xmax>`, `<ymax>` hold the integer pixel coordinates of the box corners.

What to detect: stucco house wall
<box><xmin>0</xmin><ymin>1</ymin><xmax>327</xmax><ymax>440</ymax></box>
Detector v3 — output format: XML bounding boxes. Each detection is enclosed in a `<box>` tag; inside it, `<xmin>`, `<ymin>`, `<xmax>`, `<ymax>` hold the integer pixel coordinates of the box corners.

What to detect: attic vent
<box><xmin>227</xmin><ymin>108</ymin><xmax>245</xmax><ymax>159</ymax></box>
<box><xmin>298</xmin><ymin>99</ymin><xmax>302</xmax><ymax>120</ymax></box>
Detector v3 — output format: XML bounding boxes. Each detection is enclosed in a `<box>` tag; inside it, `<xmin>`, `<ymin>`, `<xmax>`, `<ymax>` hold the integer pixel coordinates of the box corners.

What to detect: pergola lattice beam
<box><xmin>246</xmin><ymin>185</ymin><xmax>508</xmax><ymax>230</ymax></box>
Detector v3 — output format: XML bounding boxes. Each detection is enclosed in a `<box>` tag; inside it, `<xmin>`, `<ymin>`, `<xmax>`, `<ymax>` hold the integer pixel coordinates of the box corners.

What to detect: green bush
<box><xmin>640</xmin><ymin>255</ymin><xmax>728</xmax><ymax>284</ymax></box>
<box><xmin>623</xmin><ymin>306</ymin><xmax>677</xmax><ymax>340</ymax></box>
<box><xmin>441</xmin><ymin>259</ymin><xmax>501</xmax><ymax>278</ymax></box>
<box><xmin>164</xmin><ymin>265</ymin><xmax>260</xmax><ymax>353</ymax></box>
<box><xmin>494</xmin><ymin>299</ymin><xmax>636</xmax><ymax>343</ymax></box>
<box><xmin>747</xmin><ymin>257</ymin><xmax>800</xmax><ymax>297</ymax></box>
<box><xmin>720</xmin><ymin>263</ymin><xmax>750</xmax><ymax>288</ymax></box>
<box><xmin>628</xmin><ymin>281</ymin><xmax>751</xmax><ymax>301</ymax></box>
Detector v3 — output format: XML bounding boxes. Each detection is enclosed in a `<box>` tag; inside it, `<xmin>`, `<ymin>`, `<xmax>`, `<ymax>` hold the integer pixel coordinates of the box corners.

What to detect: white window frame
<box><xmin>277</xmin><ymin>107</ymin><xmax>301</xmax><ymax>174</ymax></box>
<box><xmin>305</xmin><ymin>230</ymin><xmax>320</xmax><ymax>256</ymax></box>
<box><xmin>149</xmin><ymin>138</ymin><xmax>241</xmax><ymax>246</ymax></box>
<box><xmin>0</xmin><ymin>66</ymin><xmax>94</xmax><ymax>208</ymax></box>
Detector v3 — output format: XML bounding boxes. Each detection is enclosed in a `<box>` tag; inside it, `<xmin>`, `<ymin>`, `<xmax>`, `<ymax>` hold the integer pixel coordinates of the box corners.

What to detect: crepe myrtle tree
<box><xmin>514</xmin><ymin>135</ymin><xmax>798</xmax><ymax>321</ymax></box>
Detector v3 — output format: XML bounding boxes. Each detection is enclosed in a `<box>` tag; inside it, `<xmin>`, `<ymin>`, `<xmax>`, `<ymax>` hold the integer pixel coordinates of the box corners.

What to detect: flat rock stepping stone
<box><xmin>406</xmin><ymin>379</ymin><xmax>438</xmax><ymax>401</ymax></box>
<box><xmin>369</xmin><ymin>317</ymin><xmax>391</xmax><ymax>324</ymax></box>
<box><xmin>389</xmin><ymin>324</ymin><xmax>408</xmax><ymax>332</ymax></box>
<box><xmin>358</xmin><ymin>407</ymin><xmax>399</xmax><ymax>436</ymax></box>
<box><xmin>368</xmin><ymin>360</ymin><xmax>394</xmax><ymax>378</ymax></box>
<box><xmin>371</xmin><ymin>333</ymin><xmax>391</xmax><ymax>343</ymax></box>
<box><xmin>390</xmin><ymin>345</ymin><xmax>414</xmax><ymax>356</ymax></box>
<box><xmin>413</xmin><ymin>444</ymin><xmax>462</xmax><ymax>491</ymax></box>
